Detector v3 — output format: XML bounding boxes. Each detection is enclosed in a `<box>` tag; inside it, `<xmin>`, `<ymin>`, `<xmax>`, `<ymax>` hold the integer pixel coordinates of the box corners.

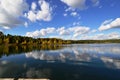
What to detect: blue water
<box><xmin>0</xmin><ymin>44</ymin><xmax>120</xmax><ymax>80</ymax></box>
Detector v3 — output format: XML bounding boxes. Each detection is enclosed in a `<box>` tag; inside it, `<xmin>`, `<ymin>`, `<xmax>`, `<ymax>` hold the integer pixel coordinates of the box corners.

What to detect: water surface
<box><xmin>0</xmin><ymin>44</ymin><xmax>120</xmax><ymax>80</ymax></box>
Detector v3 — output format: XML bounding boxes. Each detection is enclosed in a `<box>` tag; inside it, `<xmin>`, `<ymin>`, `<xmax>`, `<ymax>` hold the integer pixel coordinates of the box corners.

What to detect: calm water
<box><xmin>0</xmin><ymin>44</ymin><xmax>120</xmax><ymax>80</ymax></box>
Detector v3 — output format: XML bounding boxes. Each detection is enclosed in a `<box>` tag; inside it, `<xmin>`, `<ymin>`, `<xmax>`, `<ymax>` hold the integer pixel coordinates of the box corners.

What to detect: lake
<box><xmin>0</xmin><ymin>44</ymin><xmax>120</xmax><ymax>80</ymax></box>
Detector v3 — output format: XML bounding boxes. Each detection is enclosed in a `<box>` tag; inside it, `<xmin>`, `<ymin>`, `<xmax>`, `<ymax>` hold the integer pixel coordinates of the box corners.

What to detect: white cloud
<box><xmin>26</xmin><ymin>26</ymin><xmax>90</xmax><ymax>39</ymax></box>
<box><xmin>107</xmin><ymin>32</ymin><xmax>120</xmax><ymax>39</ymax></box>
<box><xmin>26</xmin><ymin>0</ymin><xmax>52</xmax><ymax>22</ymax></box>
<box><xmin>25</xmin><ymin>25</ymin><xmax>120</xmax><ymax>40</ymax></box>
<box><xmin>56</xmin><ymin>27</ymin><xmax>71</xmax><ymax>36</ymax></box>
<box><xmin>63</xmin><ymin>11</ymin><xmax>79</xmax><ymax>18</ymax></box>
<box><xmin>65</xmin><ymin>7</ymin><xmax>76</xmax><ymax>12</ymax></box>
<box><xmin>26</xmin><ymin>27</ymin><xmax>55</xmax><ymax>38</ymax></box>
<box><xmin>27</xmin><ymin>11</ymin><xmax>36</xmax><ymax>22</ymax></box>
<box><xmin>49</xmin><ymin>36</ymin><xmax>62</xmax><ymax>39</ymax></box>
<box><xmin>37</xmin><ymin>0</ymin><xmax>52</xmax><ymax>21</ymax></box>
<box><xmin>101</xmin><ymin>19</ymin><xmax>113</xmax><ymax>25</ymax></box>
<box><xmin>70</xmin><ymin>12</ymin><xmax>78</xmax><ymax>17</ymax></box>
<box><xmin>61</xmin><ymin>0</ymin><xmax>87</xmax><ymax>10</ymax></box>
<box><xmin>60</xmin><ymin>30</ymin><xmax>70</xmax><ymax>35</ymax></box>
<box><xmin>80</xmin><ymin>32</ymin><xmax>120</xmax><ymax>40</ymax></box>
<box><xmin>57</xmin><ymin>27</ymin><xmax>65</xmax><ymax>32</ymax></box>
<box><xmin>31</xmin><ymin>2</ymin><xmax>37</xmax><ymax>11</ymax></box>
<box><xmin>99</xmin><ymin>18</ymin><xmax>120</xmax><ymax>31</ymax></box>
<box><xmin>57</xmin><ymin>27</ymin><xmax>70</xmax><ymax>35</ymax></box>
<box><xmin>57</xmin><ymin>26</ymin><xmax>90</xmax><ymax>37</ymax></box>
<box><xmin>26</xmin><ymin>30</ymin><xmax>40</xmax><ymax>38</ymax></box>
<box><xmin>90</xmin><ymin>29</ymin><xmax>97</xmax><ymax>33</ymax></box>
<box><xmin>43</xmin><ymin>27</ymin><xmax>55</xmax><ymax>34</ymax></box>
<box><xmin>24</xmin><ymin>22</ymin><xmax>28</xmax><ymax>27</ymax></box>
<box><xmin>92</xmin><ymin>33</ymin><xmax>105</xmax><ymax>40</ymax></box>
<box><xmin>69</xmin><ymin>27</ymin><xmax>89</xmax><ymax>33</ymax></box>
<box><xmin>61</xmin><ymin>0</ymin><xmax>100</xmax><ymax>11</ymax></box>
<box><xmin>0</xmin><ymin>0</ymin><xmax>28</xmax><ymax>29</ymax></box>
<box><xmin>69</xmin><ymin>26</ymin><xmax>90</xmax><ymax>38</ymax></box>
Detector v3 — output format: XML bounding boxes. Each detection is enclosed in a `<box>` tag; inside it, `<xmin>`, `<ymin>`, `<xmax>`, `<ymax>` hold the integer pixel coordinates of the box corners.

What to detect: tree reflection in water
<box><xmin>0</xmin><ymin>45</ymin><xmax>63</xmax><ymax>58</ymax></box>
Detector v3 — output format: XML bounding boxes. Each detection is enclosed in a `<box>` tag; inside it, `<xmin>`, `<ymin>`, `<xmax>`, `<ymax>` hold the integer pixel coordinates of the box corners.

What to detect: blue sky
<box><xmin>0</xmin><ymin>0</ymin><xmax>120</xmax><ymax>40</ymax></box>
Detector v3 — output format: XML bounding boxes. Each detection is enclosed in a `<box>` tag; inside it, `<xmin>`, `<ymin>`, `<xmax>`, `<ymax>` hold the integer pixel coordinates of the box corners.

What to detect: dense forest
<box><xmin>0</xmin><ymin>31</ymin><xmax>71</xmax><ymax>45</ymax></box>
<box><xmin>0</xmin><ymin>31</ymin><xmax>120</xmax><ymax>45</ymax></box>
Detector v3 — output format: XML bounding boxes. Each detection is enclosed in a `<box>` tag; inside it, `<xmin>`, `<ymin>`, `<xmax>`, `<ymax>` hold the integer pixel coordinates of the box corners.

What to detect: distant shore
<box><xmin>1</xmin><ymin>31</ymin><xmax>120</xmax><ymax>45</ymax></box>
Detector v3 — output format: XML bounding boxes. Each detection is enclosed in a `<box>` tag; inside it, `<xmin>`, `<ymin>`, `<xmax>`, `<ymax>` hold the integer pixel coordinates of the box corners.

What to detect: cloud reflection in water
<box><xmin>25</xmin><ymin>44</ymin><xmax>120</xmax><ymax>69</ymax></box>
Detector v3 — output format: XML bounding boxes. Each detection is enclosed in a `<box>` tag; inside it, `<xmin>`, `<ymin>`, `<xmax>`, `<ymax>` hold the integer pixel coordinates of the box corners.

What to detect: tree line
<box><xmin>0</xmin><ymin>31</ymin><xmax>71</xmax><ymax>45</ymax></box>
<box><xmin>0</xmin><ymin>31</ymin><xmax>120</xmax><ymax>45</ymax></box>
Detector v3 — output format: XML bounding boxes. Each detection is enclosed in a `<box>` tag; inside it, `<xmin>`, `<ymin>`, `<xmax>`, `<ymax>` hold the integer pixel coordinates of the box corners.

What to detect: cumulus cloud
<box><xmin>26</xmin><ymin>26</ymin><xmax>120</xmax><ymax>40</ymax></box>
<box><xmin>80</xmin><ymin>32</ymin><xmax>120</xmax><ymax>40</ymax></box>
<box><xmin>0</xmin><ymin>0</ymin><xmax>28</xmax><ymax>29</ymax></box>
<box><xmin>61</xmin><ymin>0</ymin><xmax>100</xmax><ymax>11</ymax></box>
<box><xmin>26</xmin><ymin>27</ymin><xmax>55</xmax><ymax>38</ymax></box>
<box><xmin>26</xmin><ymin>0</ymin><xmax>52</xmax><ymax>22</ymax></box>
<box><xmin>107</xmin><ymin>32</ymin><xmax>120</xmax><ymax>39</ymax></box>
<box><xmin>26</xmin><ymin>26</ymin><xmax>90</xmax><ymax>39</ymax></box>
<box><xmin>57</xmin><ymin>27</ymin><xmax>70</xmax><ymax>35</ymax></box>
<box><xmin>69</xmin><ymin>26</ymin><xmax>90</xmax><ymax>38</ymax></box>
<box><xmin>65</xmin><ymin>7</ymin><xmax>76</xmax><ymax>12</ymax></box>
<box><xmin>31</xmin><ymin>2</ymin><xmax>37</xmax><ymax>11</ymax></box>
<box><xmin>70</xmin><ymin>12</ymin><xmax>78</xmax><ymax>17</ymax></box>
<box><xmin>60</xmin><ymin>30</ymin><xmax>70</xmax><ymax>35</ymax></box>
<box><xmin>99</xmin><ymin>18</ymin><xmax>120</xmax><ymax>31</ymax></box>
<box><xmin>61</xmin><ymin>0</ymin><xmax>87</xmax><ymax>10</ymax></box>
<box><xmin>27</xmin><ymin>11</ymin><xmax>37</xmax><ymax>22</ymax></box>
